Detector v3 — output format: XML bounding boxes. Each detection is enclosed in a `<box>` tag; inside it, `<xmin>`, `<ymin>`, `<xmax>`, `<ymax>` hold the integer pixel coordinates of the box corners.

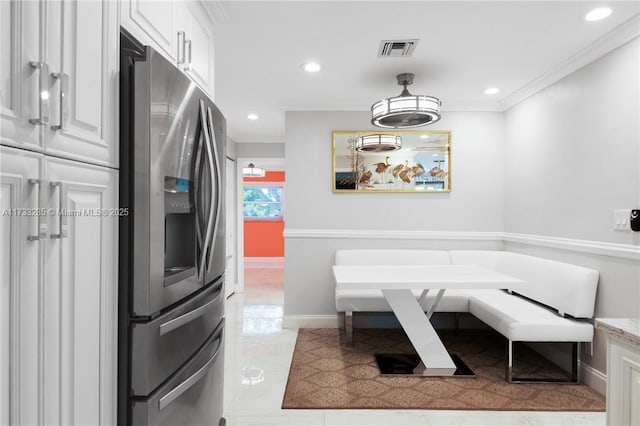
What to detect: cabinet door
<box><xmin>0</xmin><ymin>1</ymin><xmax>44</xmax><ymax>151</ymax></box>
<box><xmin>607</xmin><ymin>336</ymin><xmax>640</xmax><ymax>426</ymax></box>
<box><xmin>45</xmin><ymin>0</ymin><xmax>118</xmax><ymax>167</ymax></box>
<box><xmin>0</xmin><ymin>146</ymin><xmax>43</xmax><ymax>426</ymax></box>
<box><xmin>183</xmin><ymin>1</ymin><xmax>215</xmax><ymax>98</ymax></box>
<box><xmin>122</xmin><ymin>0</ymin><xmax>177</xmax><ymax>61</ymax></box>
<box><xmin>43</xmin><ymin>157</ymin><xmax>117</xmax><ymax>426</ymax></box>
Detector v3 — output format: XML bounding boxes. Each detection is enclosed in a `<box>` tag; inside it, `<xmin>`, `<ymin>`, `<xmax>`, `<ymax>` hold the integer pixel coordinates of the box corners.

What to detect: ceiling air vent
<box><xmin>377</xmin><ymin>39</ymin><xmax>419</xmax><ymax>57</ymax></box>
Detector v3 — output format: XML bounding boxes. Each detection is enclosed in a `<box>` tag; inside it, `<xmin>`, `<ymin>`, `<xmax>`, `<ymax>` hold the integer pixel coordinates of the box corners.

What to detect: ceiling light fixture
<box><xmin>371</xmin><ymin>73</ymin><xmax>441</xmax><ymax>129</ymax></box>
<box><xmin>484</xmin><ymin>87</ymin><xmax>500</xmax><ymax>95</ymax></box>
<box><xmin>585</xmin><ymin>7</ymin><xmax>612</xmax><ymax>21</ymax></box>
<box><xmin>354</xmin><ymin>134</ymin><xmax>402</xmax><ymax>152</ymax></box>
<box><xmin>247</xmin><ymin>113</ymin><xmax>259</xmax><ymax>120</ymax></box>
<box><xmin>303</xmin><ymin>62</ymin><xmax>321</xmax><ymax>72</ymax></box>
<box><xmin>242</xmin><ymin>163</ymin><xmax>265</xmax><ymax>177</ymax></box>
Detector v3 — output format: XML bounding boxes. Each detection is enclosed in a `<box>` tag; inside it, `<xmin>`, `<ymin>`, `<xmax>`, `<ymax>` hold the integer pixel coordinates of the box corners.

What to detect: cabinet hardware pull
<box><xmin>49</xmin><ymin>182</ymin><xmax>68</xmax><ymax>239</ymax></box>
<box><xmin>185</xmin><ymin>39</ymin><xmax>192</xmax><ymax>71</ymax></box>
<box><xmin>177</xmin><ymin>31</ymin><xmax>186</xmax><ymax>65</ymax></box>
<box><xmin>51</xmin><ymin>72</ymin><xmax>69</xmax><ymax>131</ymax></box>
<box><xmin>27</xmin><ymin>179</ymin><xmax>48</xmax><ymax>241</ymax></box>
<box><xmin>28</xmin><ymin>61</ymin><xmax>50</xmax><ymax>126</ymax></box>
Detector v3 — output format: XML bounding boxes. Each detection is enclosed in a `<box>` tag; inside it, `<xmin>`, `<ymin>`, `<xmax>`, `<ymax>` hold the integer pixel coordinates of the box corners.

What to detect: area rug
<box><xmin>282</xmin><ymin>328</ymin><xmax>605</xmax><ymax>411</ymax></box>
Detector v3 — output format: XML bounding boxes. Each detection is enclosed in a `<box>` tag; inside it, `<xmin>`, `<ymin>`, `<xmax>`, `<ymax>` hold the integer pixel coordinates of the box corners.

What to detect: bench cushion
<box><xmin>336</xmin><ymin>289</ymin><xmax>471</xmax><ymax>312</ymax></box>
<box><xmin>335</xmin><ymin>249</ymin><xmax>450</xmax><ymax>266</ymax></box>
<box><xmin>450</xmin><ymin>250</ymin><xmax>599</xmax><ymax>318</ymax></box>
<box><xmin>469</xmin><ymin>290</ymin><xmax>594</xmax><ymax>342</ymax></box>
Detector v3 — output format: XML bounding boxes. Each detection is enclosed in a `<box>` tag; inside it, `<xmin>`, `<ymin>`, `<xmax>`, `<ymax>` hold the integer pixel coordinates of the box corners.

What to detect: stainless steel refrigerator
<box><xmin>118</xmin><ymin>30</ymin><xmax>226</xmax><ymax>426</ymax></box>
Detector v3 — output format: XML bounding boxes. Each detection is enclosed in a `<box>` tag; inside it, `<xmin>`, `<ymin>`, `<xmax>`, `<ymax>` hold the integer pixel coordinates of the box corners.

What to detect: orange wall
<box><xmin>244</xmin><ymin>171</ymin><xmax>285</xmax><ymax>257</ymax></box>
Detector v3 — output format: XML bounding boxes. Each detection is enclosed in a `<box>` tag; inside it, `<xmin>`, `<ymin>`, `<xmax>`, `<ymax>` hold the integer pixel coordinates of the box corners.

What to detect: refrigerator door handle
<box><xmin>158</xmin><ymin>281</ymin><xmax>223</xmax><ymax>336</ymax></box>
<box><xmin>198</xmin><ymin>99</ymin><xmax>216</xmax><ymax>276</ymax></box>
<box><xmin>193</xmin><ymin>115</ymin><xmax>206</xmax><ymax>278</ymax></box>
<box><xmin>158</xmin><ymin>323</ymin><xmax>224</xmax><ymax>411</ymax></box>
<box><xmin>205</xmin><ymin>105</ymin><xmax>222</xmax><ymax>275</ymax></box>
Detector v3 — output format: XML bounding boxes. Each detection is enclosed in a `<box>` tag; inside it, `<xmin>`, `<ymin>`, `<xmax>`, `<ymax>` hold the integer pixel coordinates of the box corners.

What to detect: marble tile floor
<box><xmin>223</xmin><ymin>268</ymin><xmax>606</xmax><ymax>426</ymax></box>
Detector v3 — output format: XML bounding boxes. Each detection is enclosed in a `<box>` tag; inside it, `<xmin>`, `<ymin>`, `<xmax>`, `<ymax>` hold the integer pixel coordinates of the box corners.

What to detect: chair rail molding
<box><xmin>284</xmin><ymin>228</ymin><xmax>640</xmax><ymax>260</ymax></box>
<box><xmin>503</xmin><ymin>233</ymin><xmax>640</xmax><ymax>261</ymax></box>
<box><xmin>283</xmin><ymin>228</ymin><xmax>503</xmax><ymax>241</ymax></box>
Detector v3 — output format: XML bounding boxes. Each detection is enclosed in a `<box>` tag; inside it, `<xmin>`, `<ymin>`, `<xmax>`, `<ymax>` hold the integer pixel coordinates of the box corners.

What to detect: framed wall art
<box><xmin>332</xmin><ymin>130</ymin><xmax>451</xmax><ymax>193</ymax></box>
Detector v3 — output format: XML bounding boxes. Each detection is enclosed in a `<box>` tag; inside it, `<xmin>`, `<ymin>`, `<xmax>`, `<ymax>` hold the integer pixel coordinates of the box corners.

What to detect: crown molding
<box><xmin>200</xmin><ymin>0</ymin><xmax>228</xmax><ymax>24</ymax></box>
<box><xmin>231</xmin><ymin>135</ymin><xmax>285</xmax><ymax>144</ymax></box>
<box><xmin>279</xmin><ymin>101</ymin><xmax>368</xmax><ymax>111</ymax></box>
<box><xmin>441</xmin><ymin>101</ymin><xmax>503</xmax><ymax>112</ymax></box>
<box><xmin>279</xmin><ymin>100</ymin><xmax>503</xmax><ymax>112</ymax></box>
<box><xmin>501</xmin><ymin>14</ymin><xmax>640</xmax><ymax>110</ymax></box>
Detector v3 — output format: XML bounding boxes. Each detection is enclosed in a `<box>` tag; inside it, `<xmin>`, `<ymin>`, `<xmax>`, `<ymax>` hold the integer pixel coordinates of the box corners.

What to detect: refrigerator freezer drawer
<box><xmin>131</xmin><ymin>279</ymin><xmax>224</xmax><ymax>395</ymax></box>
<box><xmin>131</xmin><ymin>319</ymin><xmax>225</xmax><ymax>426</ymax></box>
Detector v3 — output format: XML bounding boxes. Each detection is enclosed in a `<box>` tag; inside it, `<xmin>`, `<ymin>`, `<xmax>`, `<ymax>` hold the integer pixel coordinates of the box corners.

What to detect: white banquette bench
<box><xmin>334</xmin><ymin>249</ymin><xmax>599</xmax><ymax>383</ymax></box>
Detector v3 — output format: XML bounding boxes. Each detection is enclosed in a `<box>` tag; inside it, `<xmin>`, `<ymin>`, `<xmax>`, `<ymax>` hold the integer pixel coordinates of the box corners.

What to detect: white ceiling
<box><xmin>211</xmin><ymin>1</ymin><xmax>639</xmax><ymax>144</ymax></box>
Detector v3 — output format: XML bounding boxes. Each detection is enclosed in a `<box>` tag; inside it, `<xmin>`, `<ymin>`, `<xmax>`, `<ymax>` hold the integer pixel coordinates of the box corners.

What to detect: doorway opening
<box><xmin>236</xmin><ymin>158</ymin><xmax>285</xmax><ymax>305</ymax></box>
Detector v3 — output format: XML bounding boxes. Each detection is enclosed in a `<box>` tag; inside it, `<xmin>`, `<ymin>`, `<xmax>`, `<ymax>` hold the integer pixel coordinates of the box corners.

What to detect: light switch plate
<box><xmin>613</xmin><ymin>209</ymin><xmax>631</xmax><ymax>231</ymax></box>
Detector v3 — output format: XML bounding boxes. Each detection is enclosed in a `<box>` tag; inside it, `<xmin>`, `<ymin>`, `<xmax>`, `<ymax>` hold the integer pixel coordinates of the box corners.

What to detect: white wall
<box><xmin>235</xmin><ymin>142</ymin><xmax>284</xmax><ymax>158</ymax></box>
<box><xmin>284</xmin><ymin>111</ymin><xmax>506</xmax><ymax>317</ymax></box>
<box><xmin>285</xmin><ymin>111</ymin><xmax>505</xmax><ymax>230</ymax></box>
<box><xmin>503</xmin><ymin>37</ymin><xmax>640</xmax><ymax>377</ymax></box>
<box><xmin>504</xmin><ymin>38</ymin><xmax>640</xmax><ymax>245</ymax></box>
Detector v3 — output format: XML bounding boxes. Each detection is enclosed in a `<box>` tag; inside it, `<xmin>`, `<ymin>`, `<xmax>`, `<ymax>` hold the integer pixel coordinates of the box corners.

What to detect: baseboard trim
<box><xmin>580</xmin><ymin>362</ymin><xmax>607</xmax><ymax>396</ymax></box>
<box><xmin>283</xmin><ymin>314</ymin><xmax>339</xmax><ymax>329</ymax></box>
<box><xmin>244</xmin><ymin>257</ymin><xmax>284</xmax><ymax>268</ymax></box>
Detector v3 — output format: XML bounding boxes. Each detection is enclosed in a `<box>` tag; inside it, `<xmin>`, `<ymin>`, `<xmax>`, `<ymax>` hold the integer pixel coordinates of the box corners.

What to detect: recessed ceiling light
<box><xmin>484</xmin><ymin>87</ymin><xmax>500</xmax><ymax>95</ymax></box>
<box><xmin>420</xmin><ymin>135</ymin><xmax>430</xmax><ymax>139</ymax></box>
<box><xmin>303</xmin><ymin>62</ymin><xmax>321</xmax><ymax>73</ymax></box>
<box><xmin>247</xmin><ymin>113</ymin><xmax>258</xmax><ymax>120</ymax></box>
<box><xmin>585</xmin><ymin>7</ymin><xmax>612</xmax><ymax>22</ymax></box>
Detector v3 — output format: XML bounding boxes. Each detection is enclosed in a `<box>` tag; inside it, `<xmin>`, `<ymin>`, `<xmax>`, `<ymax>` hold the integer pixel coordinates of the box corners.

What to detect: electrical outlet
<box><xmin>613</xmin><ymin>209</ymin><xmax>631</xmax><ymax>231</ymax></box>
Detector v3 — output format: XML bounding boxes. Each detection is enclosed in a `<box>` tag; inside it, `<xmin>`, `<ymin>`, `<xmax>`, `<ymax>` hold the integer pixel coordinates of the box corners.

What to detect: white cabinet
<box><xmin>181</xmin><ymin>1</ymin><xmax>215</xmax><ymax>97</ymax></box>
<box><xmin>0</xmin><ymin>146</ymin><xmax>118</xmax><ymax>426</ymax></box>
<box><xmin>0</xmin><ymin>148</ymin><xmax>41</xmax><ymax>426</ymax></box>
<box><xmin>121</xmin><ymin>0</ymin><xmax>216</xmax><ymax>97</ymax></box>
<box><xmin>0</xmin><ymin>0</ymin><xmax>118</xmax><ymax>167</ymax></box>
<box><xmin>607</xmin><ymin>335</ymin><xmax>640</xmax><ymax>426</ymax></box>
<box><xmin>597</xmin><ymin>319</ymin><xmax>640</xmax><ymax>426</ymax></box>
<box><xmin>121</xmin><ymin>0</ymin><xmax>178</xmax><ymax>60</ymax></box>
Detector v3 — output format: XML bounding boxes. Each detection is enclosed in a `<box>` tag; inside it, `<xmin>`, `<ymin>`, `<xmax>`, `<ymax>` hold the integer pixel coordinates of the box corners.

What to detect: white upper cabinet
<box><xmin>181</xmin><ymin>1</ymin><xmax>215</xmax><ymax>98</ymax></box>
<box><xmin>0</xmin><ymin>1</ymin><xmax>118</xmax><ymax>167</ymax></box>
<box><xmin>0</xmin><ymin>1</ymin><xmax>43</xmax><ymax>151</ymax></box>
<box><xmin>45</xmin><ymin>1</ymin><xmax>118</xmax><ymax>167</ymax></box>
<box><xmin>122</xmin><ymin>0</ymin><xmax>178</xmax><ymax>61</ymax></box>
<box><xmin>121</xmin><ymin>0</ymin><xmax>216</xmax><ymax>97</ymax></box>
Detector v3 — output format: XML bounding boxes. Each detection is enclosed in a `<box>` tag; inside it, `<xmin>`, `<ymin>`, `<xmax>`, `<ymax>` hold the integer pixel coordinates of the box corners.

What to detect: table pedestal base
<box><xmin>374</xmin><ymin>353</ymin><xmax>475</xmax><ymax>377</ymax></box>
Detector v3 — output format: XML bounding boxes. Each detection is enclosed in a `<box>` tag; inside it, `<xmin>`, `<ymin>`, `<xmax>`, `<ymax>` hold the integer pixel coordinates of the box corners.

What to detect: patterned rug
<box><xmin>282</xmin><ymin>328</ymin><xmax>605</xmax><ymax>411</ymax></box>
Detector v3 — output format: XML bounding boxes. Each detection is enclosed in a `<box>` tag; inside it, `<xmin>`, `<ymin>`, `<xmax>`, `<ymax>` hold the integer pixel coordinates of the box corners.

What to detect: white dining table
<box><xmin>332</xmin><ymin>264</ymin><xmax>525</xmax><ymax>376</ymax></box>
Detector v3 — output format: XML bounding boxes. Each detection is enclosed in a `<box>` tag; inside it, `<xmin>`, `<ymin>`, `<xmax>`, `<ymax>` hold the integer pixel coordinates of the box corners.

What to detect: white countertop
<box><xmin>595</xmin><ymin>318</ymin><xmax>640</xmax><ymax>346</ymax></box>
